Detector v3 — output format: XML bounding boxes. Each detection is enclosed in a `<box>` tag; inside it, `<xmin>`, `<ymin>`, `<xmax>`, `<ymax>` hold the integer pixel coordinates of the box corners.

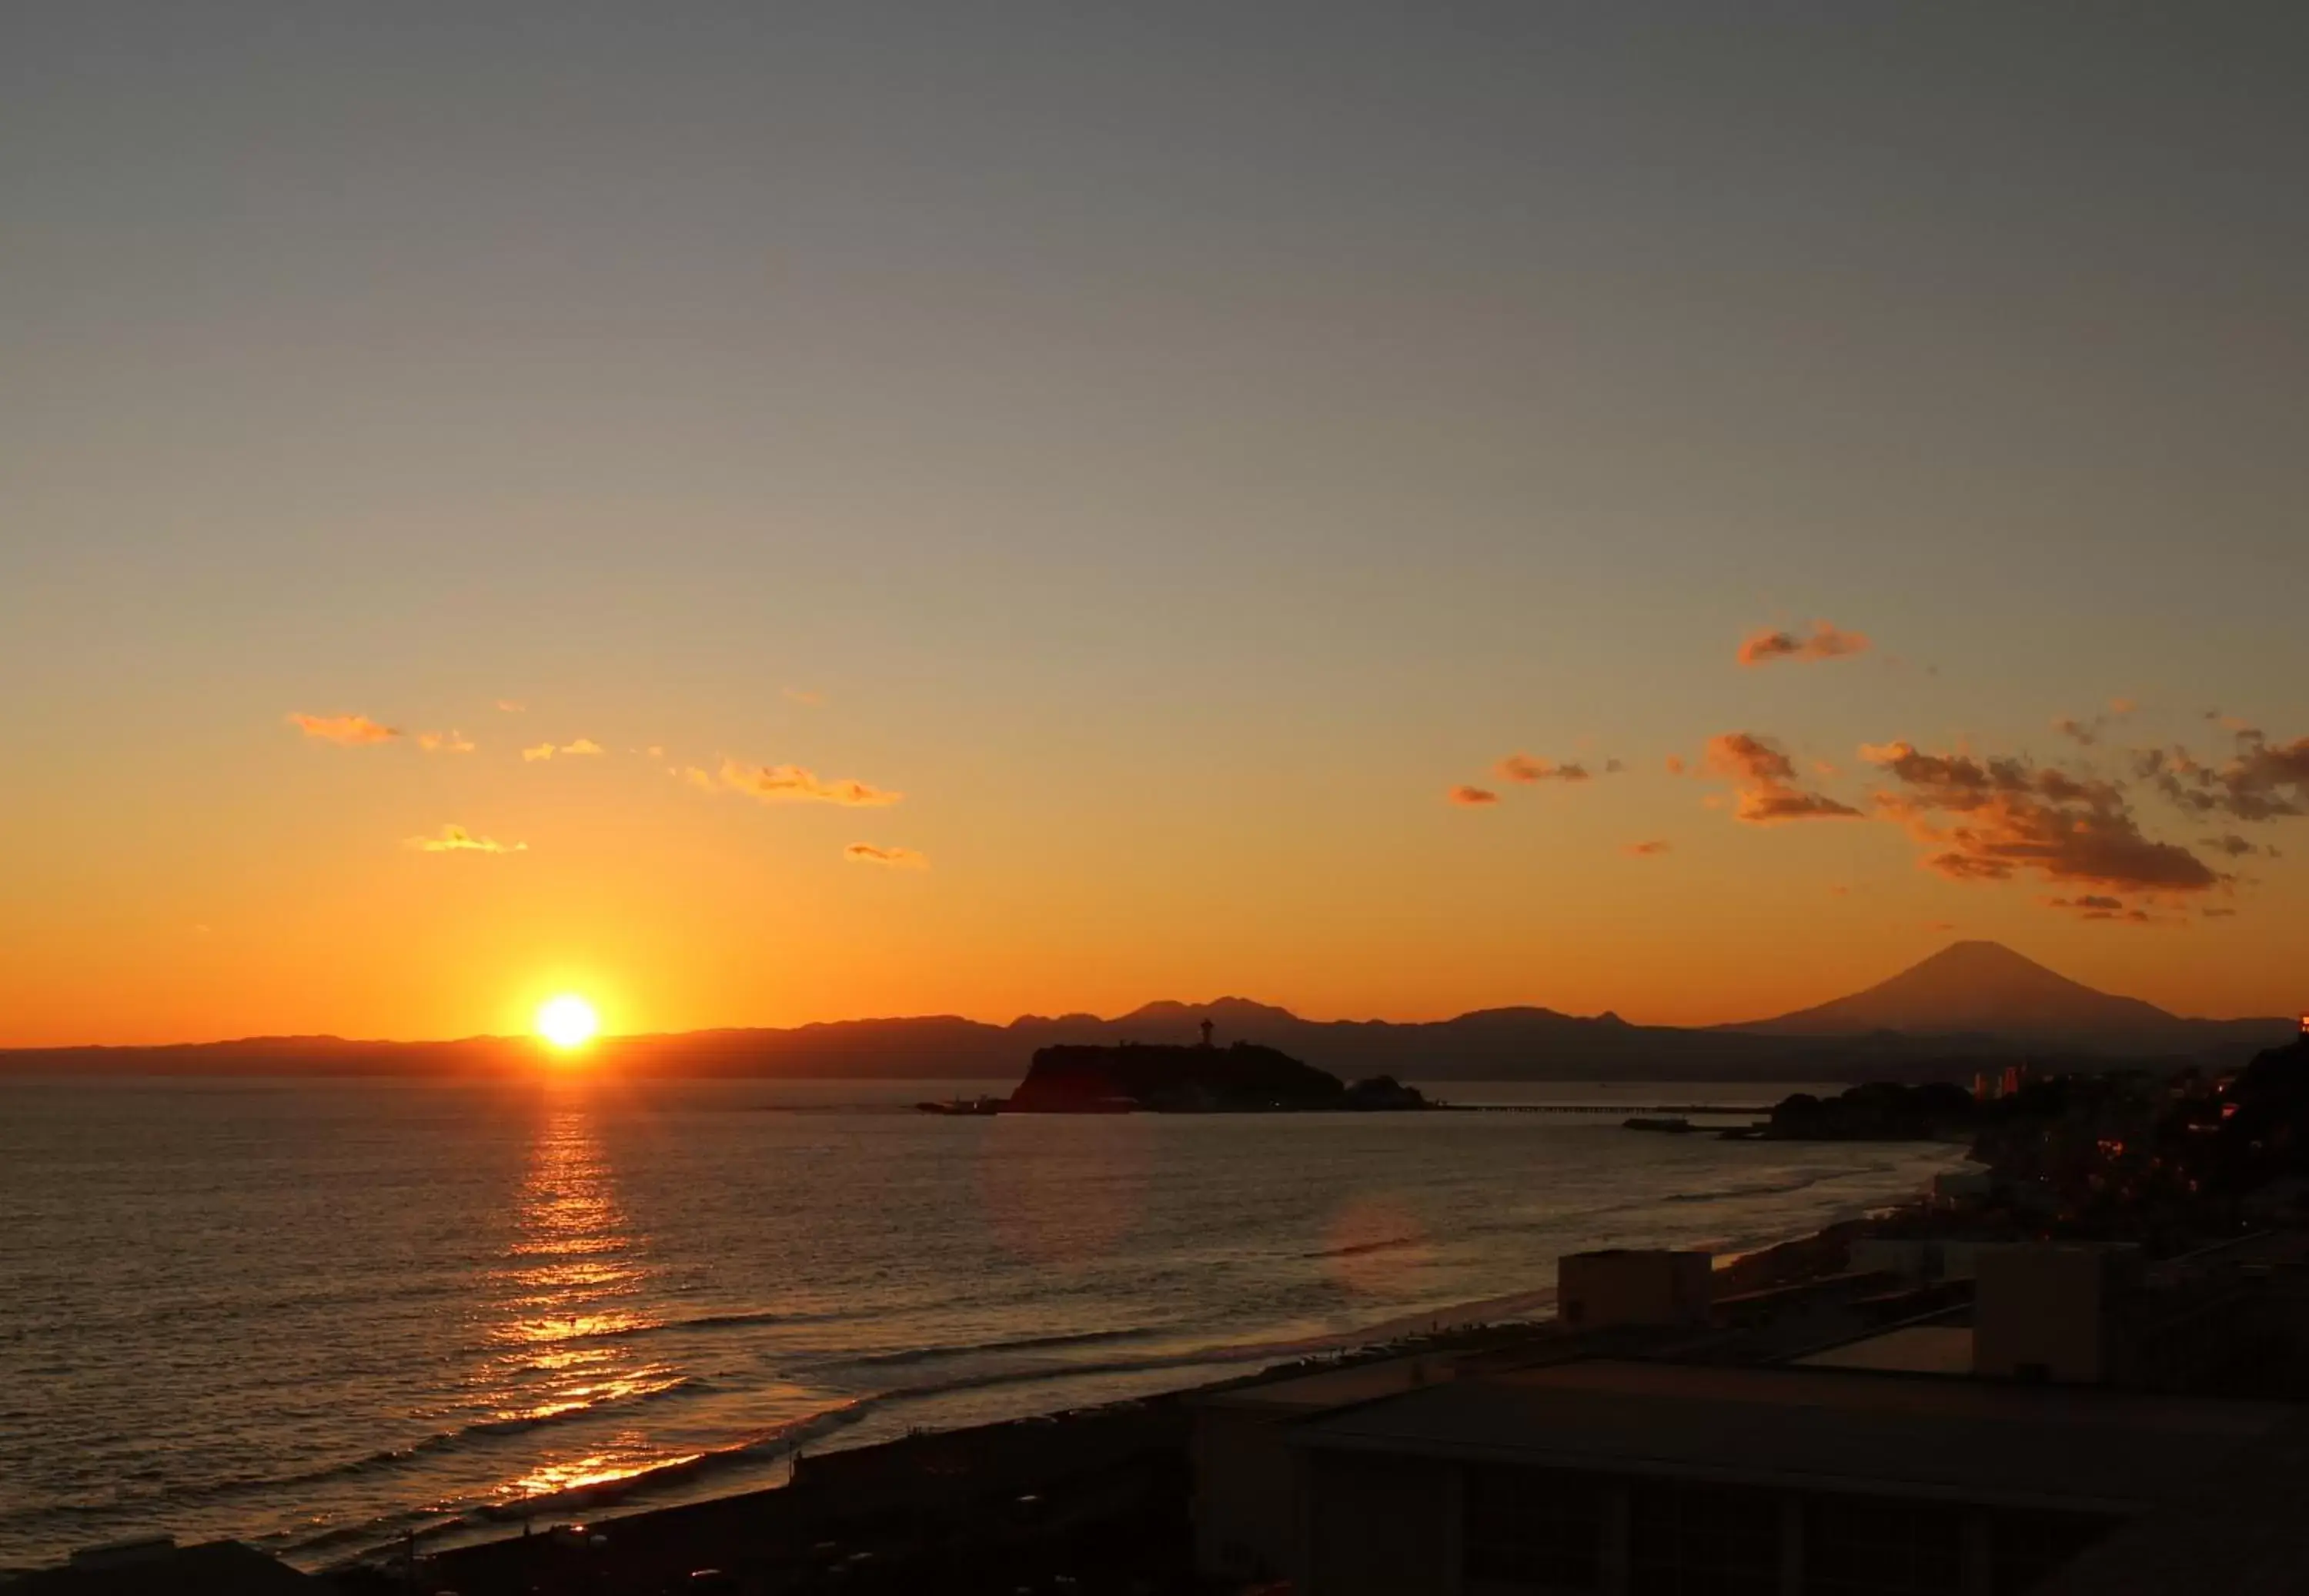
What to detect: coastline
<box><xmin>363</xmin><ymin>1192</ymin><xmax>1913</xmax><ymax>1581</ymax></box>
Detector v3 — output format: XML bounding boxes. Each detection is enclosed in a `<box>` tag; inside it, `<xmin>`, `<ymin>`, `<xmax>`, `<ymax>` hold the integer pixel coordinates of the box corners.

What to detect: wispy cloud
<box><xmin>404</xmin><ymin>824</ymin><xmax>526</xmax><ymax>854</ymax></box>
<box><xmin>1736</xmin><ymin>620</ymin><xmax>1871</xmax><ymax>667</ymax></box>
<box><xmin>844</xmin><ymin>842</ymin><xmax>928</xmax><ymax>868</ymax></box>
<box><xmin>1448</xmin><ymin>785</ymin><xmax>1501</xmax><ymax>806</ymax></box>
<box><xmin>784</xmin><ymin>687</ymin><xmax>826</xmax><ymax>707</ymax></box>
<box><xmin>2052</xmin><ymin>716</ymin><xmax>2101</xmax><ymax>747</ymax></box>
<box><xmin>1704</xmin><ymin>733</ymin><xmax>1863</xmax><ymax>823</ymax></box>
<box><xmin>1622</xmin><ymin>839</ymin><xmax>1672</xmax><ymax>857</ymax></box>
<box><xmin>1495</xmin><ymin>753</ymin><xmax>1592</xmax><ymax>784</ymax></box>
<box><xmin>416</xmin><ymin>730</ymin><xmax>476</xmax><ymax>754</ymax></box>
<box><xmin>2043</xmin><ymin>894</ymin><xmax>2169</xmax><ymax>925</ymax></box>
<box><xmin>1863</xmin><ymin>740</ymin><xmax>2216</xmax><ymax>895</ymax></box>
<box><xmin>524</xmin><ymin>738</ymin><xmax>604</xmax><ymax>761</ymax></box>
<box><xmin>703</xmin><ymin>759</ymin><xmax>902</xmax><ymax>806</ymax></box>
<box><xmin>496</xmin><ymin>700</ymin><xmax>526</xmax><ymax>713</ymax></box>
<box><xmin>287</xmin><ymin>713</ymin><xmax>400</xmax><ymax>746</ymax></box>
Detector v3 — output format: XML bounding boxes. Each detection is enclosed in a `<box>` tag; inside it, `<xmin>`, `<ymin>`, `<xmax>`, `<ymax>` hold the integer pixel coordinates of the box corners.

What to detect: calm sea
<box><xmin>0</xmin><ymin>1077</ymin><xmax>1966</xmax><ymax>1571</ymax></box>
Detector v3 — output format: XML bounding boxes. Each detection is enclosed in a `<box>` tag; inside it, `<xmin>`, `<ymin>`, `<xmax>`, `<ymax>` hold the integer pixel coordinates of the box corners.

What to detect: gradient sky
<box><xmin>5</xmin><ymin>3</ymin><xmax>2306</xmax><ymax>1045</ymax></box>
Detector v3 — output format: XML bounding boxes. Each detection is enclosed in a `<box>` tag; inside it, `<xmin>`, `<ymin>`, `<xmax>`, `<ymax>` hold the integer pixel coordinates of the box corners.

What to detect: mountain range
<box><xmin>3</xmin><ymin>942</ymin><xmax>2292</xmax><ymax>1083</ymax></box>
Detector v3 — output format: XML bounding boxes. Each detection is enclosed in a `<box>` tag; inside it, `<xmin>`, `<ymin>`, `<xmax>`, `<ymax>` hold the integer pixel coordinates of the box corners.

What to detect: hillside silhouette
<box><xmin>4</xmin><ymin>944</ymin><xmax>2288</xmax><ymax>1083</ymax></box>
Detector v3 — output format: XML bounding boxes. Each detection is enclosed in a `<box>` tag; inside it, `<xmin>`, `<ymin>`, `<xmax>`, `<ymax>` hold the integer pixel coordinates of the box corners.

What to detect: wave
<box><xmin>145</xmin><ymin>1375</ymin><xmax>722</xmax><ymax>1512</ymax></box>
<box><xmin>282</xmin><ymin>1398</ymin><xmax>880</xmax><ymax>1564</ymax></box>
<box><xmin>510</xmin><ymin>1303</ymin><xmax>860</xmax><ymax>1350</ymax></box>
<box><xmin>1301</xmin><ymin>1232</ymin><xmax>1425</xmax><ymax>1262</ymax></box>
<box><xmin>843</xmin><ymin>1325</ymin><xmax>1158</xmax><ymax>1367</ymax></box>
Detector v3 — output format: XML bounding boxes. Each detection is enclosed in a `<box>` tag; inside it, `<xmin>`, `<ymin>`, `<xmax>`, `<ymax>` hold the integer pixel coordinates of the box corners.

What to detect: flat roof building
<box><xmin>1285</xmin><ymin>1360</ymin><xmax>2285</xmax><ymax>1595</ymax></box>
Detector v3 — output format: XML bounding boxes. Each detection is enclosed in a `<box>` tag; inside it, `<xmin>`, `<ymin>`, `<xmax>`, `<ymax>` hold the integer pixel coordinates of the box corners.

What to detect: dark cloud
<box><xmin>1863</xmin><ymin>740</ymin><xmax>2216</xmax><ymax>894</ymax></box>
<box><xmin>1448</xmin><ymin>785</ymin><xmax>1500</xmax><ymax>806</ymax></box>
<box><xmin>1704</xmin><ymin>733</ymin><xmax>1863</xmax><ymax>823</ymax></box>
<box><xmin>844</xmin><ymin>842</ymin><xmax>927</xmax><ymax>868</ymax></box>
<box><xmin>1622</xmin><ymin>840</ymin><xmax>1672</xmax><ymax>857</ymax></box>
<box><xmin>1496</xmin><ymin>753</ymin><xmax>1592</xmax><ymax>784</ymax></box>
<box><xmin>1737</xmin><ymin>620</ymin><xmax>1871</xmax><ymax>667</ymax></box>
<box><xmin>2144</xmin><ymin>724</ymin><xmax>2309</xmax><ymax>823</ymax></box>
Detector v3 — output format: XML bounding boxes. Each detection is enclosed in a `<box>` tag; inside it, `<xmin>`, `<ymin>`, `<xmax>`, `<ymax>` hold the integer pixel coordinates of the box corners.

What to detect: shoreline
<box><xmin>349</xmin><ymin>1191</ymin><xmax>1913</xmax><ymax>1580</ymax></box>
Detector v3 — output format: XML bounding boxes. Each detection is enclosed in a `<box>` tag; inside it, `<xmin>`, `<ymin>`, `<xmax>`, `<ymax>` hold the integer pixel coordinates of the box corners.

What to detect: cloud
<box><xmin>645</xmin><ymin>745</ymin><xmax>665</xmax><ymax>759</ymax></box>
<box><xmin>2142</xmin><ymin>723</ymin><xmax>2309</xmax><ymax>823</ymax></box>
<box><xmin>1495</xmin><ymin>753</ymin><xmax>1592</xmax><ymax>784</ymax></box>
<box><xmin>522</xmin><ymin>743</ymin><xmax>556</xmax><ymax>762</ymax></box>
<box><xmin>416</xmin><ymin>730</ymin><xmax>476</xmax><ymax>754</ymax></box>
<box><xmin>1736</xmin><ymin>620</ymin><xmax>1871</xmax><ymax>667</ymax></box>
<box><xmin>1448</xmin><ymin>785</ymin><xmax>1501</xmax><ymax>806</ymax></box>
<box><xmin>560</xmin><ymin>738</ymin><xmax>604</xmax><ymax>756</ymax></box>
<box><xmin>496</xmin><ymin>700</ymin><xmax>526</xmax><ymax>713</ymax></box>
<box><xmin>1664</xmin><ymin>755</ymin><xmax>1687</xmax><ymax>776</ymax></box>
<box><xmin>1604</xmin><ymin>758</ymin><xmax>1626</xmax><ymax>774</ymax></box>
<box><xmin>287</xmin><ymin>713</ymin><xmax>399</xmax><ymax>746</ymax></box>
<box><xmin>2043</xmin><ymin>893</ymin><xmax>2166</xmax><ymax>924</ymax></box>
<box><xmin>713</xmin><ymin>759</ymin><xmax>901</xmax><ymax>806</ymax></box>
<box><xmin>2202</xmin><ymin>833</ymin><xmax>2265</xmax><ymax>858</ymax></box>
<box><xmin>1622</xmin><ymin>840</ymin><xmax>1672</xmax><ymax>857</ymax></box>
<box><xmin>2109</xmin><ymin>697</ymin><xmax>2139</xmax><ymax>716</ymax></box>
<box><xmin>2202</xmin><ymin>907</ymin><xmax>2238</xmax><ymax>918</ymax></box>
<box><xmin>1863</xmin><ymin>740</ymin><xmax>2217</xmax><ymax>894</ymax></box>
<box><xmin>2053</xmin><ymin>716</ymin><xmax>2100</xmax><ymax>747</ymax></box>
<box><xmin>1704</xmin><ymin>733</ymin><xmax>1863</xmax><ymax>823</ymax></box>
<box><xmin>844</xmin><ymin>842</ymin><xmax>927</xmax><ymax>869</ymax></box>
<box><xmin>784</xmin><ymin>687</ymin><xmax>826</xmax><ymax>706</ymax></box>
<box><xmin>404</xmin><ymin>824</ymin><xmax>526</xmax><ymax>855</ymax></box>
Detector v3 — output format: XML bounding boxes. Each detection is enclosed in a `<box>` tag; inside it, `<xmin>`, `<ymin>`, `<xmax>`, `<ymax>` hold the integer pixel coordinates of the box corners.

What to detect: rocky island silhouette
<box><xmin>1001</xmin><ymin>1021</ymin><xmax>1429</xmax><ymax>1114</ymax></box>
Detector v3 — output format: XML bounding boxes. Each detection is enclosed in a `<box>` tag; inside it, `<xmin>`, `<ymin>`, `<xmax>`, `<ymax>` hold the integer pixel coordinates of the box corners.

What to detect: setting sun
<box><xmin>535</xmin><ymin>995</ymin><xmax>600</xmax><ymax>1051</ymax></box>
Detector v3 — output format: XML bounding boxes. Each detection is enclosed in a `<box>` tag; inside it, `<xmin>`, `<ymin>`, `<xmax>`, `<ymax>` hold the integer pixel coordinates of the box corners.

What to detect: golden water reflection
<box><xmin>481</xmin><ymin>1105</ymin><xmax>685</xmax><ymax>1500</ymax></box>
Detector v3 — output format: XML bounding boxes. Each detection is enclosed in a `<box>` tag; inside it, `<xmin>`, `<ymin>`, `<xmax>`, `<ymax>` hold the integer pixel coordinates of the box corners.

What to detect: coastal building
<box><xmin>1556</xmin><ymin>1249</ymin><xmax>1712</xmax><ymax>1331</ymax></box>
<box><xmin>1284</xmin><ymin>1360</ymin><xmax>2284</xmax><ymax>1596</ymax></box>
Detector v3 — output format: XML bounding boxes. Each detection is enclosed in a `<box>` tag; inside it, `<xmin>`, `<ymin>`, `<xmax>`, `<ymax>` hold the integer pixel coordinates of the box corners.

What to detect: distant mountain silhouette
<box><xmin>1744</xmin><ymin>940</ymin><xmax>2174</xmax><ymax>1035</ymax></box>
<box><xmin>4</xmin><ymin>946</ymin><xmax>2287</xmax><ymax>1082</ymax></box>
<box><xmin>1737</xmin><ymin>940</ymin><xmax>2288</xmax><ymax>1055</ymax></box>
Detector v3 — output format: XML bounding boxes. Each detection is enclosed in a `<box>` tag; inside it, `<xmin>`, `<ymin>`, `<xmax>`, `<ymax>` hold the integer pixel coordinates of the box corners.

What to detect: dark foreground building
<box><xmin>1287</xmin><ymin>1360</ymin><xmax>2278</xmax><ymax>1596</ymax></box>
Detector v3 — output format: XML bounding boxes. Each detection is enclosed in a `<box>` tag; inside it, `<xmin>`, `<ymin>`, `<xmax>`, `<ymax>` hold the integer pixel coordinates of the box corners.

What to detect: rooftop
<box><xmin>1796</xmin><ymin>1324</ymin><xmax>1977</xmax><ymax>1377</ymax></box>
<box><xmin>1292</xmin><ymin>1359</ymin><xmax>2284</xmax><ymax>1513</ymax></box>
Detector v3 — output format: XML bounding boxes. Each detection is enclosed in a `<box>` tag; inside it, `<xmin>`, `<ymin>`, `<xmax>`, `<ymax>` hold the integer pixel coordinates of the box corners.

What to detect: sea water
<box><xmin>0</xmin><ymin>1076</ymin><xmax>1966</xmax><ymax>1569</ymax></box>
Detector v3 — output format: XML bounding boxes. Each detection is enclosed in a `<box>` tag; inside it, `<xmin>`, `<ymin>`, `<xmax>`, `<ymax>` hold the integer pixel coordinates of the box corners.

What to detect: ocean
<box><xmin>0</xmin><ymin>1076</ymin><xmax>1966</xmax><ymax>1571</ymax></box>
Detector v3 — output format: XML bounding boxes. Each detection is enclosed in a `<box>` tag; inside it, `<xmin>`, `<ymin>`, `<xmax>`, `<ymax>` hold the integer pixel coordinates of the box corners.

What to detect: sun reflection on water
<box><xmin>480</xmin><ymin>1105</ymin><xmax>687</xmax><ymax>1501</ymax></box>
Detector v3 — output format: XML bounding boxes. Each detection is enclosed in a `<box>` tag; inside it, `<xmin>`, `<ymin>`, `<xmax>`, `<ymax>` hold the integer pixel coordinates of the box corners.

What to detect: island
<box><xmin>1000</xmin><ymin>1034</ymin><xmax>1429</xmax><ymax>1114</ymax></box>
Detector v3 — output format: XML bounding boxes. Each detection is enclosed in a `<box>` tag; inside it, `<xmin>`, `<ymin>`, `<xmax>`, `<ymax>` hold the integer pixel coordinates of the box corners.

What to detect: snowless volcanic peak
<box><xmin>1746</xmin><ymin>940</ymin><xmax>2181</xmax><ymax>1038</ymax></box>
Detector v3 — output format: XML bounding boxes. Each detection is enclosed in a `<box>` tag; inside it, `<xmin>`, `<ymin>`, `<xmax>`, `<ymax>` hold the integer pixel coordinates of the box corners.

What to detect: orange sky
<box><xmin>3</xmin><ymin>8</ymin><xmax>2305</xmax><ymax>1046</ymax></box>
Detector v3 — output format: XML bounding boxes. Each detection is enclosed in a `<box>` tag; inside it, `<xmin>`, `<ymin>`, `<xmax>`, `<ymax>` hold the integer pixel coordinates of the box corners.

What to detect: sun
<box><xmin>535</xmin><ymin>994</ymin><xmax>600</xmax><ymax>1052</ymax></box>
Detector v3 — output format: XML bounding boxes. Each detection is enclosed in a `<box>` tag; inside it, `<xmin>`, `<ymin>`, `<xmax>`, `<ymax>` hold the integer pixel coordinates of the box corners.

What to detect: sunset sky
<box><xmin>5</xmin><ymin>5</ymin><xmax>2305</xmax><ymax>1046</ymax></box>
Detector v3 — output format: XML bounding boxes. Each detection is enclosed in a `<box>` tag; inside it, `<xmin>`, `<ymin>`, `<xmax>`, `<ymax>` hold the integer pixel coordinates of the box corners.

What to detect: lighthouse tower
<box><xmin>1199</xmin><ymin>1018</ymin><xmax>1215</xmax><ymax>1049</ymax></box>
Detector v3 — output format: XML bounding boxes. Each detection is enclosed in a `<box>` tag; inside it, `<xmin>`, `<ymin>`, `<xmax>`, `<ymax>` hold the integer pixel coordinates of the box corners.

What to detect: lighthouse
<box><xmin>1200</xmin><ymin>1017</ymin><xmax>1215</xmax><ymax>1049</ymax></box>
